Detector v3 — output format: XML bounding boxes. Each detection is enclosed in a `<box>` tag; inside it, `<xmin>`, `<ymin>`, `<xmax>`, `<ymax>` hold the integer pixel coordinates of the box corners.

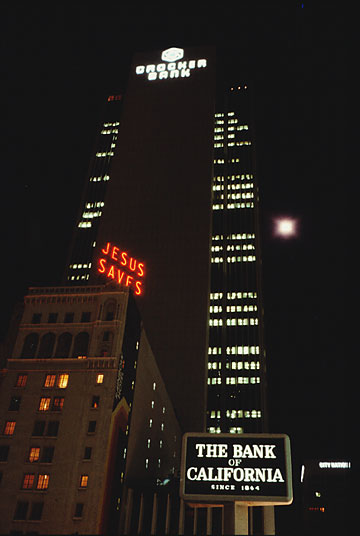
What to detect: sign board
<box><xmin>97</xmin><ymin>242</ymin><xmax>145</xmax><ymax>295</ymax></box>
<box><xmin>180</xmin><ymin>433</ymin><xmax>293</xmax><ymax>505</ymax></box>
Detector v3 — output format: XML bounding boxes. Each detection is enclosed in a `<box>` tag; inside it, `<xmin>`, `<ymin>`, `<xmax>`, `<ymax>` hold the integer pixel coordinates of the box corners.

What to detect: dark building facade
<box><xmin>64</xmin><ymin>46</ymin><xmax>267</xmax><ymax>437</ymax></box>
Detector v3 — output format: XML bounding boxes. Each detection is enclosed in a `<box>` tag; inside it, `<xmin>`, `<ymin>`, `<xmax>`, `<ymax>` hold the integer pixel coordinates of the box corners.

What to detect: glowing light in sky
<box><xmin>273</xmin><ymin>217</ymin><xmax>298</xmax><ymax>238</ymax></box>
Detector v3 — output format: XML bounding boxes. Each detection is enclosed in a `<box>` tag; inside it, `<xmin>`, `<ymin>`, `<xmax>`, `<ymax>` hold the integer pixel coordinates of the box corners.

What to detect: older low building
<box><xmin>0</xmin><ymin>284</ymin><xmax>181</xmax><ymax>535</ymax></box>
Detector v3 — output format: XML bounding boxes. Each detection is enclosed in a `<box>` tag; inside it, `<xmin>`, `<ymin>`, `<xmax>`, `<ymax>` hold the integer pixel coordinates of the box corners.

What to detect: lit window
<box><xmin>37</xmin><ymin>474</ymin><xmax>50</xmax><ymax>490</ymax></box>
<box><xmin>22</xmin><ymin>473</ymin><xmax>35</xmax><ymax>489</ymax></box>
<box><xmin>15</xmin><ymin>374</ymin><xmax>28</xmax><ymax>387</ymax></box>
<box><xmin>145</xmin><ymin>458</ymin><xmax>149</xmax><ymax>469</ymax></box>
<box><xmin>149</xmin><ymin>419</ymin><xmax>153</xmax><ymax>428</ymax></box>
<box><xmin>28</xmin><ymin>447</ymin><xmax>40</xmax><ymax>462</ymax></box>
<box><xmin>4</xmin><ymin>421</ymin><xmax>16</xmax><ymax>435</ymax></box>
<box><xmin>52</xmin><ymin>397</ymin><xmax>64</xmax><ymax>411</ymax></box>
<box><xmin>39</xmin><ymin>398</ymin><xmax>51</xmax><ymax>411</ymax></box>
<box><xmin>152</xmin><ymin>382</ymin><xmax>156</xmax><ymax>391</ymax></box>
<box><xmin>44</xmin><ymin>375</ymin><xmax>56</xmax><ymax>388</ymax></box>
<box><xmin>57</xmin><ymin>374</ymin><xmax>69</xmax><ymax>389</ymax></box>
<box><xmin>96</xmin><ymin>374</ymin><xmax>104</xmax><ymax>384</ymax></box>
<box><xmin>91</xmin><ymin>396</ymin><xmax>100</xmax><ymax>409</ymax></box>
<box><xmin>79</xmin><ymin>475</ymin><xmax>88</xmax><ymax>488</ymax></box>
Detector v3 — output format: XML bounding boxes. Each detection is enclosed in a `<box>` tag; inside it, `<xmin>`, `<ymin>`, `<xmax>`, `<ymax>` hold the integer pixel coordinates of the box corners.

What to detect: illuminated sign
<box><xmin>97</xmin><ymin>242</ymin><xmax>145</xmax><ymax>296</ymax></box>
<box><xmin>135</xmin><ymin>46</ymin><xmax>207</xmax><ymax>81</ymax></box>
<box><xmin>318</xmin><ymin>461</ymin><xmax>351</xmax><ymax>469</ymax></box>
<box><xmin>180</xmin><ymin>433</ymin><xmax>293</xmax><ymax>505</ymax></box>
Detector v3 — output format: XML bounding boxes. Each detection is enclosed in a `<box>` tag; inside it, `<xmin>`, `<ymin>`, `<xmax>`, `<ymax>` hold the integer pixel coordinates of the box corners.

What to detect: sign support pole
<box><xmin>224</xmin><ymin>502</ymin><xmax>249</xmax><ymax>535</ymax></box>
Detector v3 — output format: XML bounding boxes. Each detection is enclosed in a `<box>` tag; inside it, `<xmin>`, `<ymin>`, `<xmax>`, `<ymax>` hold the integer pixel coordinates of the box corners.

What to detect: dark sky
<box><xmin>0</xmin><ymin>4</ymin><xmax>352</xmax><ymax>528</ymax></box>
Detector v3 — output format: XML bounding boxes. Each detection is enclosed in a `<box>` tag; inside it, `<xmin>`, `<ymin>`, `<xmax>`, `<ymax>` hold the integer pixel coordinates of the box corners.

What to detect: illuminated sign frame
<box><xmin>135</xmin><ymin>46</ymin><xmax>207</xmax><ymax>81</ymax></box>
<box><xmin>180</xmin><ymin>433</ymin><xmax>293</xmax><ymax>506</ymax></box>
<box><xmin>97</xmin><ymin>242</ymin><xmax>145</xmax><ymax>296</ymax></box>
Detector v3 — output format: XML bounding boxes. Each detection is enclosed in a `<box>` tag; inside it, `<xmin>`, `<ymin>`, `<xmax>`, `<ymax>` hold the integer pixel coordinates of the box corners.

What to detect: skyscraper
<box><xmin>65</xmin><ymin>46</ymin><xmax>267</xmax><ymax>437</ymax></box>
<box><xmin>207</xmin><ymin>87</ymin><xmax>267</xmax><ymax>434</ymax></box>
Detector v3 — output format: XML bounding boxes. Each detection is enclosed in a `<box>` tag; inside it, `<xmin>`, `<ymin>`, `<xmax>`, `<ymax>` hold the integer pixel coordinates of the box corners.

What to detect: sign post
<box><xmin>180</xmin><ymin>433</ymin><xmax>292</xmax><ymax>534</ymax></box>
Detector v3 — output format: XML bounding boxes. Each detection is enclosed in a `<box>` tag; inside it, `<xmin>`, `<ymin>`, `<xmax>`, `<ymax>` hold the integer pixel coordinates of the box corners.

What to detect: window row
<box><xmin>208</xmin><ymin>377</ymin><xmax>260</xmax><ymax>385</ymax></box>
<box><xmin>30</xmin><ymin>311</ymin><xmax>92</xmax><ymax>324</ymax></box>
<box><xmin>211</xmin><ymin>255</ymin><xmax>256</xmax><ymax>263</ymax></box>
<box><xmin>13</xmin><ymin>372</ymin><xmax>103</xmax><ymax>389</ymax></box>
<box><xmin>22</xmin><ymin>472</ymin><xmax>50</xmax><ymax>490</ymax></box>
<box><xmin>208</xmin><ymin>410</ymin><xmax>262</xmax><ymax>419</ymax></box>
<box><xmin>211</xmin><ymin>244</ymin><xmax>255</xmax><ymax>252</ymax></box>
<box><xmin>209</xmin><ymin>291</ymin><xmax>257</xmax><ymax>300</ymax></box>
<box><xmin>212</xmin><ymin>202</ymin><xmax>255</xmax><ymax>210</ymax></box>
<box><xmin>21</xmin><ymin>331</ymin><xmax>89</xmax><ymax>359</ymax></box>
<box><xmin>208</xmin><ymin>360</ymin><xmax>260</xmax><ymax>369</ymax></box>
<box><xmin>212</xmin><ymin>234</ymin><xmax>256</xmax><ymax>242</ymax></box>
<box><xmin>13</xmin><ymin>498</ymin><xmax>87</xmax><ymax>521</ymax></box>
<box><xmin>209</xmin><ymin>318</ymin><xmax>259</xmax><ymax>327</ymax></box>
<box><xmin>209</xmin><ymin>304</ymin><xmax>257</xmax><ymax>313</ymax></box>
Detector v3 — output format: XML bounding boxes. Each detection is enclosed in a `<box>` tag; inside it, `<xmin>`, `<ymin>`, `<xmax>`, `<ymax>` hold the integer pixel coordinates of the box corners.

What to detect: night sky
<box><xmin>0</xmin><ymin>4</ymin><xmax>351</xmax><ymax>530</ymax></box>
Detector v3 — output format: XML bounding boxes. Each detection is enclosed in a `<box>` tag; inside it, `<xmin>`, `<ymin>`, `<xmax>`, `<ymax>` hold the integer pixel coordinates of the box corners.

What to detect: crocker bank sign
<box><xmin>180</xmin><ymin>433</ymin><xmax>293</xmax><ymax>505</ymax></box>
<box><xmin>135</xmin><ymin>46</ymin><xmax>207</xmax><ymax>81</ymax></box>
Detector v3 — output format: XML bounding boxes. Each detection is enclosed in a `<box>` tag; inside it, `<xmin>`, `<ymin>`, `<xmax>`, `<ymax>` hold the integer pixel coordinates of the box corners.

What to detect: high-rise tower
<box><xmin>207</xmin><ymin>86</ymin><xmax>267</xmax><ymax>434</ymax></box>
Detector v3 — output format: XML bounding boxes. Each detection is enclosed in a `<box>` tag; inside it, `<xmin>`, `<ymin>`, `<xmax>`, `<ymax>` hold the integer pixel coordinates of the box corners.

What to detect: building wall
<box><xmin>0</xmin><ymin>285</ymin><xmax>181</xmax><ymax>535</ymax></box>
<box><xmin>92</xmin><ymin>46</ymin><xmax>216</xmax><ymax>433</ymax></box>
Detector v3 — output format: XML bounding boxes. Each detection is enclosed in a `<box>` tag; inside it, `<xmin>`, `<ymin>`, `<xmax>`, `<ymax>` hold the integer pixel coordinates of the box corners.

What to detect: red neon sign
<box><xmin>97</xmin><ymin>242</ymin><xmax>145</xmax><ymax>295</ymax></box>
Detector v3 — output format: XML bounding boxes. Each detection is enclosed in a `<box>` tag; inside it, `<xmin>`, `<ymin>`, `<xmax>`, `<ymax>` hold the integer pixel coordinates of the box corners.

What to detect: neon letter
<box><xmin>129</xmin><ymin>258</ymin><xmax>137</xmax><ymax>272</ymax></box>
<box><xmin>107</xmin><ymin>265</ymin><xmax>115</xmax><ymax>279</ymax></box>
<box><xmin>135</xmin><ymin>281</ymin><xmax>142</xmax><ymax>295</ymax></box>
<box><xmin>121</xmin><ymin>251</ymin><xmax>128</xmax><ymax>266</ymax></box>
<box><xmin>137</xmin><ymin>263</ymin><xmax>144</xmax><ymax>277</ymax></box>
<box><xmin>125</xmin><ymin>275</ymin><xmax>133</xmax><ymax>287</ymax></box>
<box><xmin>102</xmin><ymin>242</ymin><xmax>110</xmax><ymax>255</ymax></box>
<box><xmin>117</xmin><ymin>270</ymin><xmax>125</xmax><ymax>284</ymax></box>
<box><xmin>111</xmin><ymin>246</ymin><xmax>119</xmax><ymax>261</ymax></box>
<box><xmin>98</xmin><ymin>258</ymin><xmax>107</xmax><ymax>273</ymax></box>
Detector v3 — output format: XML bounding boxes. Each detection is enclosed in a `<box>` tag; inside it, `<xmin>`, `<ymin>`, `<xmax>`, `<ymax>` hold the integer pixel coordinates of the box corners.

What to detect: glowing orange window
<box><xmin>36</xmin><ymin>474</ymin><xmax>50</xmax><ymax>490</ymax></box>
<box><xmin>52</xmin><ymin>397</ymin><xmax>64</xmax><ymax>411</ymax></box>
<box><xmin>22</xmin><ymin>473</ymin><xmax>35</xmax><ymax>489</ymax></box>
<box><xmin>38</xmin><ymin>397</ymin><xmax>51</xmax><ymax>411</ymax></box>
<box><xmin>4</xmin><ymin>421</ymin><xmax>16</xmax><ymax>435</ymax></box>
<box><xmin>28</xmin><ymin>447</ymin><xmax>40</xmax><ymax>462</ymax></box>
<box><xmin>57</xmin><ymin>374</ymin><xmax>69</xmax><ymax>389</ymax></box>
<box><xmin>79</xmin><ymin>475</ymin><xmax>88</xmax><ymax>488</ymax></box>
<box><xmin>96</xmin><ymin>374</ymin><xmax>104</xmax><ymax>384</ymax></box>
<box><xmin>15</xmin><ymin>374</ymin><xmax>28</xmax><ymax>388</ymax></box>
<box><xmin>44</xmin><ymin>374</ymin><xmax>56</xmax><ymax>388</ymax></box>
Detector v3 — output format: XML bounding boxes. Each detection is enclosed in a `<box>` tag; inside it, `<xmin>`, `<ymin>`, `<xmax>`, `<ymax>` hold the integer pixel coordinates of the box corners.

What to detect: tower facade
<box><xmin>207</xmin><ymin>86</ymin><xmax>267</xmax><ymax>434</ymax></box>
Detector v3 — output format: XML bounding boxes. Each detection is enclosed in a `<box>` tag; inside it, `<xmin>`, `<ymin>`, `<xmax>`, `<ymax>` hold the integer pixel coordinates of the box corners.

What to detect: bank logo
<box><xmin>161</xmin><ymin>47</ymin><xmax>184</xmax><ymax>62</ymax></box>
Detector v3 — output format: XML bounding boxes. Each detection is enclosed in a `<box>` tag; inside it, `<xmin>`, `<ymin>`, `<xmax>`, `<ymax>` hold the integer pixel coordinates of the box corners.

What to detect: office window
<box><xmin>91</xmin><ymin>396</ymin><xmax>100</xmax><ymax>409</ymax></box>
<box><xmin>87</xmin><ymin>420</ymin><xmax>96</xmax><ymax>433</ymax></box>
<box><xmin>8</xmin><ymin>396</ymin><xmax>21</xmax><ymax>411</ymax></box>
<box><xmin>52</xmin><ymin>397</ymin><xmax>64</xmax><ymax>411</ymax></box>
<box><xmin>32</xmin><ymin>420</ymin><xmax>46</xmax><ymax>436</ymax></box>
<box><xmin>28</xmin><ymin>447</ymin><xmax>40</xmax><ymax>463</ymax></box>
<box><xmin>0</xmin><ymin>445</ymin><xmax>10</xmax><ymax>461</ymax></box>
<box><xmin>57</xmin><ymin>373</ymin><xmax>69</xmax><ymax>388</ymax></box>
<box><xmin>96</xmin><ymin>373</ymin><xmax>104</xmax><ymax>384</ymax></box>
<box><xmin>74</xmin><ymin>502</ymin><xmax>84</xmax><ymax>518</ymax></box>
<box><xmin>64</xmin><ymin>312</ymin><xmax>74</xmax><ymax>323</ymax></box>
<box><xmin>79</xmin><ymin>475</ymin><xmax>88</xmax><ymax>488</ymax></box>
<box><xmin>3</xmin><ymin>421</ymin><xmax>16</xmax><ymax>435</ymax></box>
<box><xmin>13</xmin><ymin>501</ymin><xmax>29</xmax><ymax>520</ymax></box>
<box><xmin>39</xmin><ymin>397</ymin><xmax>51</xmax><ymax>411</ymax></box>
<box><xmin>48</xmin><ymin>312</ymin><xmax>58</xmax><ymax>323</ymax></box>
<box><xmin>83</xmin><ymin>447</ymin><xmax>92</xmax><ymax>460</ymax></box>
<box><xmin>15</xmin><ymin>374</ymin><xmax>28</xmax><ymax>387</ymax></box>
<box><xmin>44</xmin><ymin>374</ymin><xmax>56</xmax><ymax>388</ymax></box>
<box><xmin>32</xmin><ymin>313</ymin><xmax>42</xmax><ymax>324</ymax></box>
<box><xmin>41</xmin><ymin>446</ymin><xmax>54</xmax><ymax>463</ymax></box>
<box><xmin>38</xmin><ymin>332</ymin><xmax>56</xmax><ymax>358</ymax></box>
<box><xmin>81</xmin><ymin>311</ymin><xmax>91</xmax><ymax>322</ymax></box>
<box><xmin>21</xmin><ymin>333</ymin><xmax>39</xmax><ymax>358</ymax></box>
<box><xmin>29</xmin><ymin>501</ymin><xmax>44</xmax><ymax>520</ymax></box>
<box><xmin>36</xmin><ymin>474</ymin><xmax>49</xmax><ymax>490</ymax></box>
<box><xmin>22</xmin><ymin>473</ymin><xmax>35</xmax><ymax>489</ymax></box>
<box><xmin>46</xmin><ymin>421</ymin><xmax>59</xmax><ymax>437</ymax></box>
